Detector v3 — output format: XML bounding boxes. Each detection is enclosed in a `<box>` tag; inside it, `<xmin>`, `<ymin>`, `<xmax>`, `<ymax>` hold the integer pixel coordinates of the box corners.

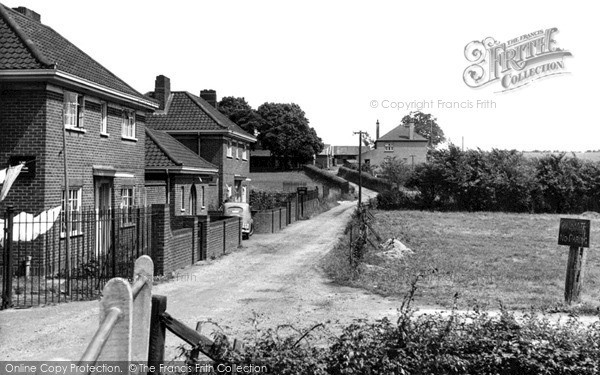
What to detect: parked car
<box><xmin>223</xmin><ymin>202</ymin><xmax>254</xmax><ymax>239</ymax></box>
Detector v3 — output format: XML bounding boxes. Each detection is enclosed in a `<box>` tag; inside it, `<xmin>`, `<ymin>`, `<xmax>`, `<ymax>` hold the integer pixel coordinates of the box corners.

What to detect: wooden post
<box><xmin>97</xmin><ymin>278</ymin><xmax>133</xmax><ymax>363</ymax></box>
<box><xmin>565</xmin><ymin>246</ymin><xmax>587</xmax><ymax>304</ymax></box>
<box><xmin>131</xmin><ymin>255</ymin><xmax>153</xmax><ymax>362</ymax></box>
<box><xmin>148</xmin><ymin>295</ymin><xmax>167</xmax><ymax>371</ymax></box>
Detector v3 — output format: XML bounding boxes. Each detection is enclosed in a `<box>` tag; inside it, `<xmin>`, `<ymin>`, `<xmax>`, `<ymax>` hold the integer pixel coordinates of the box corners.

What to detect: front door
<box><xmin>95</xmin><ymin>178</ymin><xmax>113</xmax><ymax>257</ymax></box>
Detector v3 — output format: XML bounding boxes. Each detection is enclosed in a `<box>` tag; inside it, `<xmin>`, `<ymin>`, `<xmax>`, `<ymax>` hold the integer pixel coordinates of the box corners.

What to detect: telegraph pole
<box><xmin>353</xmin><ymin>131</ymin><xmax>364</xmax><ymax>208</ymax></box>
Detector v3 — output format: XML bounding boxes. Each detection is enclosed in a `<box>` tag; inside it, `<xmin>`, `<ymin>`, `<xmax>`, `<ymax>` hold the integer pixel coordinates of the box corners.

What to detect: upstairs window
<box><xmin>100</xmin><ymin>102</ymin><xmax>108</xmax><ymax>135</ymax></box>
<box><xmin>384</xmin><ymin>144</ymin><xmax>394</xmax><ymax>152</ymax></box>
<box><xmin>235</xmin><ymin>142</ymin><xmax>239</xmax><ymax>159</ymax></box>
<box><xmin>64</xmin><ymin>91</ymin><xmax>85</xmax><ymax>128</ymax></box>
<box><xmin>226</xmin><ymin>141</ymin><xmax>233</xmax><ymax>158</ymax></box>
<box><xmin>242</xmin><ymin>144</ymin><xmax>247</xmax><ymax>160</ymax></box>
<box><xmin>122</xmin><ymin>110</ymin><xmax>136</xmax><ymax>139</ymax></box>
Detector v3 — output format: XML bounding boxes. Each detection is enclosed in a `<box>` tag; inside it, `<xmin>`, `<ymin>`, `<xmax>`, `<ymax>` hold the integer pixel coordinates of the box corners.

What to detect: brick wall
<box><xmin>150</xmin><ymin>204</ymin><xmax>241</xmax><ymax>275</ymax></box>
<box><xmin>0</xmin><ymin>82</ymin><xmax>149</xmax><ymax>214</ymax></box>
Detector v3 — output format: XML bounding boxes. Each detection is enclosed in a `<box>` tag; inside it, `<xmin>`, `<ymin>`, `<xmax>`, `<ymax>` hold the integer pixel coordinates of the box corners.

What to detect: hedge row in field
<box><xmin>378</xmin><ymin>146</ymin><xmax>600</xmax><ymax>213</ymax></box>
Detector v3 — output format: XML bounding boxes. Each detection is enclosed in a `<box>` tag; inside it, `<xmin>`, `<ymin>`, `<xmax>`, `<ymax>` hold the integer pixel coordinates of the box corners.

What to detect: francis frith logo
<box><xmin>463</xmin><ymin>28</ymin><xmax>572</xmax><ymax>92</ymax></box>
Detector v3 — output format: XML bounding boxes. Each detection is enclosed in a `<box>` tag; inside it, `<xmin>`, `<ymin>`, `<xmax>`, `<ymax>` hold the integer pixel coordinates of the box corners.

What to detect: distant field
<box><xmin>334</xmin><ymin>210</ymin><xmax>600</xmax><ymax>311</ymax></box>
<box><xmin>523</xmin><ymin>151</ymin><xmax>600</xmax><ymax>161</ymax></box>
<box><xmin>249</xmin><ymin>171</ymin><xmax>326</xmax><ymax>193</ymax></box>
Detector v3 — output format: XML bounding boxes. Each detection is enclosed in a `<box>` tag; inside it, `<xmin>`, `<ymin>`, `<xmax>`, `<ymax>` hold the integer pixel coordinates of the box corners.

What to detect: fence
<box><xmin>79</xmin><ymin>255</ymin><xmax>245</xmax><ymax>371</ymax></box>
<box><xmin>252</xmin><ymin>188</ymin><xmax>323</xmax><ymax>234</ymax></box>
<box><xmin>1</xmin><ymin>205</ymin><xmax>153</xmax><ymax>309</ymax></box>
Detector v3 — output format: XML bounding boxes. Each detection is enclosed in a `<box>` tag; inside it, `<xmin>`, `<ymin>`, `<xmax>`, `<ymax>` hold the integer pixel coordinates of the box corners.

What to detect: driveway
<box><xmin>1</xmin><ymin>187</ymin><xmax>405</xmax><ymax>361</ymax></box>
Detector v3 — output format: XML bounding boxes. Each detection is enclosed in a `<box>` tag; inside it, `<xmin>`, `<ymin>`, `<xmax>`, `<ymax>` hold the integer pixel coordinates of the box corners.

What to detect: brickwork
<box><xmin>0</xmin><ymin>83</ymin><xmax>149</xmax><ymax>214</ymax></box>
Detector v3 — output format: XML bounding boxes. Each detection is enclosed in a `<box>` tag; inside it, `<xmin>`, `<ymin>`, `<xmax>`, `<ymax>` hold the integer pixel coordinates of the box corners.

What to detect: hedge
<box><xmin>337</xmin><ymin>165</ymin><xmax>393</xmax><ymax>192</ymax></box>
<box><xmin>303</xmin><ymin>164</ymin><xmax>351</xmax><ymax>193</ymax></box>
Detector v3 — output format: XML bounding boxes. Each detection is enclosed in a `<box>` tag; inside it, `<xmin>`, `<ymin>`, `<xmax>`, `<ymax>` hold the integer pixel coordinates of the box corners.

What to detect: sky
<box><xmin>3</xmin><ymin>0</ymin><xmax>597</xmax><ymax>151</ymax></box>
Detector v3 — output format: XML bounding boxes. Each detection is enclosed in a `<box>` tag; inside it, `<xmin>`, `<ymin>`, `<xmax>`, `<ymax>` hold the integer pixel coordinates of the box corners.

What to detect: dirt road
<box><xmin>1</xmin><ymin>188</ymin><xmax>406</xmax><ymax>361</ymax></box>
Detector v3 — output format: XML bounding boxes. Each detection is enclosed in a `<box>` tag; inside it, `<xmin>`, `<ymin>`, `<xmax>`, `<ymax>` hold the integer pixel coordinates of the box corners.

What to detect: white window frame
<box><xmin>61</xmin><ymin>187</ymin><xmax>82</xmax><ymax>237</ymax></box>
<box><xmin>235</xmin><ymin>142</ymin><xmax>239</xmax><ymax>159</ymax></box>
<box><xmin>121</xmin><ymin>109</ymin><xmax>136</xmax><ymax>140</ymax></box>
<box><xmin>226</xmin><ymin>140</ymin><xmax>233</xmax><ymax>158</ymax></box>
<box><xmin>201</xmin><ymin>186</ymin><xmax>206</xmax><ymax>208</ymax></box>
<box><xmin>64</xmin><ymin>91</ymin><xmax>85</xmax><ymax>129</ymax></box>
<box><xmin>242</xmin><ymin>144</ymin><xmax>247</xmax><ymax>161</ymax></box>
<box><xmin>180</xmin><ymin>186</ymin><xmax>185</xmax><ymax>212</ymax></box>
<box><xmin>120</xmin><ymin>188</ymin><xmax>135</xmax><ymax>225</ymax></box>
<box><xmin>384</xmin><ymin>143</ymin><xmax>394</xmax><ymax>152</ymax></box>
<box><xmin>100</xmin><ymin>102</ymin><xmax>108</xmax><ymax>135</ymax></box>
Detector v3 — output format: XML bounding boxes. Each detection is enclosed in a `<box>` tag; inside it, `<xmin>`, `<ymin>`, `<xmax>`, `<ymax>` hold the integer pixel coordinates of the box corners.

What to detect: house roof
<box><xmin>145</xmin><ymin>128</ymin><xmax>218</xmax><ymax>173</ymax></box>
<box><xmin>333</xmin><ymin>146</ymin><xmax>361</xmax><ymax>156</ymax></box>
<box><xmin>377</xmin><ymin>124</ymin><xmax>428</xmax><ymax>142</ymax></box>
<box><xmin>0</xmin><ymin>4</ymin><xmax>156</xmax><ymax>108</ymax></box>
<box><xmin>147</xmin><ymin>92</ymin><xmax>257</xmax><ymax>143</ymax></box>
<box><xmin>318</xmin><ymin>144</ymin><xmax>332</xmax><ymax>156</ymax></box>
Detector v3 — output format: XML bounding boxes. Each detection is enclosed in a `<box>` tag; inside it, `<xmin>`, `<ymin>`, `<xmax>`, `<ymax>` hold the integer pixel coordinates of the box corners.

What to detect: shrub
<box><xmin>338</xmin><ymin>166</ymin><xmax>393</xmax><ymax>192</ymax></box>
<box><xmin>303</xmin><ymin>165</ymin><xmax>351</xmax><ymax>193</ymax></box>
<box><xmin>249</xmin><ymin>190</ymin><xmax>292</xmax><ymax>210</ymax></box>
<box><xmin>376</xmin><ymin>189</ymin><xmax>418</xmax><ymax>210</ymax></box>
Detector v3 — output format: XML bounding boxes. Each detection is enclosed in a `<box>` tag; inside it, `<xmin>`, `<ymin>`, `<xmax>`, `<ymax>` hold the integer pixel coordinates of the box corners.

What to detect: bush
<box><xmin>249</xmin><ymin>190</ymin><xmax>292</xmax><ymax>210</ymax></box>
<box><xmin>403</xmin><ymin>147</ymin><xmax>600</xmax><ymax>213</ymax></box>
<box><xmin>181</xmin><ymin>285</ymin><xmax>600</xmax><ymax>374</ymax></box>
<box><xmin>303</xmin><ymin>164</ymin><xmax>351</xmax><ymax>193</ymax></box>
<box><xmin>338</xmin><ymin>166</ymin><xmax>393</xmax><ymax>192</ymax></box>
<box><xmin>376</xmin><ymin>189</ymin><xmax>418</xmax><ymax>210</ymax></box>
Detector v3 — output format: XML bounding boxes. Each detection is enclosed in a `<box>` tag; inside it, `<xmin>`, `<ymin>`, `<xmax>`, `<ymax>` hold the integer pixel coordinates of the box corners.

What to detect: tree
<box><xmin>401</xmin><ymin>111</ymin><xmax>445</xmax><ymax>148</ymax></box>
<box><xmin>256</xmin><ymin>103</ymin><xmax>324</xmax><ymax>167</ymax></box>
<box><xmin>217</xmin><ymin>96</ymin><xmax>262</xmax><ymax>136</ymax></box>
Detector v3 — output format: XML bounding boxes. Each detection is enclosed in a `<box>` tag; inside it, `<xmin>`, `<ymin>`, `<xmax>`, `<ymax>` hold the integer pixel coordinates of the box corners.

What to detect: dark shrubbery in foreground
<box><xmin>184</xmin><ymin>286</ymin><xmax>600</xmax><ymax>375</ymax></box>
<box><xmin>377</xmin><ymin>146</ymin><xmax>600</xmax><ymax>213</ymax></box>
<box><xmin>304</xmin><ymin>164</ymin><xmax>351</xmax><ymax>193</ymax></box>
<box><xmin>249</xmin><ymin>190</ymin><xmax>293</xmax><ymax>210</ymax></box>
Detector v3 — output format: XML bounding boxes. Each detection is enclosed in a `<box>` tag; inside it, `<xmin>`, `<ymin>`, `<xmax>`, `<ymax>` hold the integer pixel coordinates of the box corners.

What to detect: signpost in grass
<box><xmin>558</xmin><ymin>218</ymin><xmax>590</xmax><ymax>304</ymax></box>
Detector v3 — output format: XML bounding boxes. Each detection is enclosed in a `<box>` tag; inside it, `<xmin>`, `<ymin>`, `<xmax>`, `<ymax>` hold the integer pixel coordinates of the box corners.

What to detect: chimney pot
<box><xmin>154</xmin><ymin>75</ymin><xmax>171</xmax><ymax>110</ymax></box>
<box><xmin>200</xmin><ymin>89</ymin><xmax>217</xmax><ymax>108</ymax></box>
<box><xmin>12</xmin><ymin>7</ymin><xmax>41</xmax><ymax>22</ymax></box>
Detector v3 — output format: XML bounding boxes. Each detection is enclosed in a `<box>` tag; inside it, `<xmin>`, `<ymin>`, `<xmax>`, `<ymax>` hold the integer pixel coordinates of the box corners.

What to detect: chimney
<box><xmin>154</xmin><ymin>75</ymin><xmax>171</xmax><ymax>110</ymax></box>
<box><xmin>200</xmin><ymin>89</ymin><xmax>217</xmax><ymax>108</ymax></box>
<box><xmin>408</xmin><ymin>122</ymin><xmax>415</xmax><ymax>140</ymax></box>
<box><xmin>12</xmin><ymin>7</ymin><xmax>41</xmax><ymax>22</ymax></box>
<box><xmin>376</xmin><ymin>119</ymin><xmax>380</xmax><ymax>140</ymax></box>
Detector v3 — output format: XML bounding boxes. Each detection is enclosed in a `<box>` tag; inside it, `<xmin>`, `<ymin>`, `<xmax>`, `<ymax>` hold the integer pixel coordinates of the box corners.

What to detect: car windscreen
<box><xmin>225</xmin><ymin>206</ymin><xmax>244</xmax><ymax>215</ymax></box>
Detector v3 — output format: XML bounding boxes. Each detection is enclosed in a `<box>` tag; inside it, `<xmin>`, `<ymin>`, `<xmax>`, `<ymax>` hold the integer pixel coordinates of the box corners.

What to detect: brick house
<box><xmin>0</xmin><ymin>5</ymin><xmax>157</xmax><ymax>256</ymax></box>
<box><xmin>147</xmin><ymin>75</ymin><xmax>257</xmax><ymax>204</ymax></box>
<box><xmin>145</xmin><ymin>128</ymin><xmax>219</xmax><ymax>215</ymax></box>
<box><xmin>361</xmin><ymin>122</ymin><xmax>428</xmax><ymax>168</ymax></box>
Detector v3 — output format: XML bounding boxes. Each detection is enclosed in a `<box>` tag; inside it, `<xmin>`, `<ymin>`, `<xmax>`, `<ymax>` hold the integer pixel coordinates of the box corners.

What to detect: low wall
<box><xmin>151</xmin><ymin>205</ymin><xmax>241</xmax><ymax>275</ymax></box>
<box><xmin>252</xmin><ymin>189</ymin><xmax>328</xmax><ymax>234</ymax></box>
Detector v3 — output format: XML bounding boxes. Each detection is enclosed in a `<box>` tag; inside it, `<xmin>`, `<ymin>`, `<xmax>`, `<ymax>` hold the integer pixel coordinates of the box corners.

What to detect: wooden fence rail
<box><xmin>78</xmin><ymin>255</ymin><xmax>153</xmax><ymax>368</ymax></box>
<box><xmin>77</xmin><ymin>255</ymin><xmax>242</xmax><ymax>374</ymax></box>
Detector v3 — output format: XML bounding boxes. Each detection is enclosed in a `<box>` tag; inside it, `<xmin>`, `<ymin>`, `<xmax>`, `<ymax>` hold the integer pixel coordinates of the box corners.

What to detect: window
<box><xmin>242</xmin><ymin>144</ymin><xmax>247</xmax><ymax>160</ymax></box>
<box><xmin>384</xmin><ymin>144</ymin><xmax>394</xmax><ymax>152</ymax></box>
<box><xmin>100</xmin><ymin>102</ymin><xmax>108</xmax><ymax>135</ymax></box>
<box><xmin>226</xmin><ymin>141</ymin><xmax>233</xmax><ymax>158</ymax></box>
<box><xmin>61</xmin><ymin>188</ymin><xmax>82</xmax><ymax>236</ymax></box>
<box><xmin>122</xmin><ymin>109</ymin><xmax>136</xmax><ymax>139</ymax></box>
<box><xmin>180</xmin><ymin>186</ymin><xmax>185</xmax><ymax>212</ymax></box>
<box><xmin>235</xmin><ymin>142</ymin><xmax>239</xmax><ymax>159</ymax></box>
<box><xmin>64</xmin><ymin>91</ymin><xmax>85</xmax><ymax>128</ymax></box>
<box><xmin>120</xmin><ymin>188</ymin><xmax>134</xmax><ymax>224</ymax></box>
<box><xmin>201</xmin><ymin>186</ymin><xmax>205</xmax><ymax>208</ymax></box>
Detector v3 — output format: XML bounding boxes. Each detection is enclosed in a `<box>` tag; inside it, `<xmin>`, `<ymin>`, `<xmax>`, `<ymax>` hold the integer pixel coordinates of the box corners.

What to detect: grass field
<box><xmin>325</xmin><ymin>210</ymin><xmax>600</xmax><ymax>312</ymax></box>
<box><xmin>523</xmin><ymin>151</ymin><xmax>600</xmax><ymax>162</ymax></box>
<box><xmin>249</xmin><ymin>171</ymin><xmax>326</xmax><ymax>193</ymax></box>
